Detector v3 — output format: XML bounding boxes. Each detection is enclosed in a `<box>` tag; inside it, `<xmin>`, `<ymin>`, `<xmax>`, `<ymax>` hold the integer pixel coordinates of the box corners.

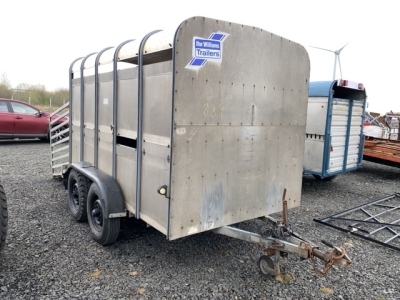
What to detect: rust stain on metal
<box><xmin>271</xmin><ymin>243</ymin><xmax>285</xmax><ymax>249</ymax></box>
<box><xmin>282</xmin><ymin>188</ymin><xmax>288</xmax><ymax>227</ymax></box>
<box><xmin>263</xmin><ymin>248</ymin><xmax>276</xmax><ymax>256</ymax></box>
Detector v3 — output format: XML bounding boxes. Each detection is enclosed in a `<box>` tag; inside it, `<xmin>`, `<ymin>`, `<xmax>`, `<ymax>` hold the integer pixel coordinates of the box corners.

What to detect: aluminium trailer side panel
<box><xmin>71</xmin><ymin>72</ymin><xmax>115</xmax><ymax>176</ymax></box>
<box><xmin>71</xmin><ymin>81</ymin><xmax>81</xmax><ymax>164</ymax></box>
<box><xmin>98</xmin><ymin>71</ymin><xmax>114</xmax><ymax>177</ymax></box>
<box><xmin>86</xmin><ymin>67</ymin><xmax>141</xmax><ymax>217</ymax></box>
<box><xmin>113</xmin><ymin>62</ymin><xmax>173</xmax><ymax>234</ymax></box>
<box><xmin>140</xmin><ymin>61</ymin><xmax>173</xmax><ymax>235</ymax></box>
<box><xmin>71</xmin><ymin>55</ymin><xmax>173</xmax><ymax>235</ymax></box>
<box><xmin>168</xmin><ymin>17</ymin><xmax>310</xmax><ymax>240</ymax></box>
<box><xmin>117</xmin><ymin>68</ymin><xmax>139</xmax><ymax>140</ymax></box>
<box><xmin>83</xmin><ymin>76</ymin><xmax>95</xmax><ymax>166</ymax></box>
<box><xmin>304</xmin><ymin>98</ymin><xmax>327</xmax><ymax>172</ymax></box>
<box><xmin>116</xmin><ymin>68</ymin><xmax>139</xmax><ymax>214</ymax></box>
<box><xmin>71</xmin><ymin>75</ymin><xmax>97</xmax><ymax>167</ymax></box>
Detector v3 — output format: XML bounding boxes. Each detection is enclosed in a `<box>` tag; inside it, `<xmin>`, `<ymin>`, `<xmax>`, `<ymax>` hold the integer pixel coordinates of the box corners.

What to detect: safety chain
<box><xmin>307</xmin><ymin>244</ymin><xmax>347</xmax><ymax>276</ymax></box>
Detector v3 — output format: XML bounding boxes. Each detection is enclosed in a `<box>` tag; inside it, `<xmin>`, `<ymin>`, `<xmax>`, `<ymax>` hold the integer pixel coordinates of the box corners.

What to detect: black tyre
<box><xmin>68</xmin><ymin>170</ymin><xmax>89</xmax><ymax>222</ymax></box>
<box><xmin>87</xmin><ymin>183</ymin><xmax>120</xmax><ymax>246</ymax></box>
<box><xmin>312</xmin><ymin>174</ymin><xmax>338</xmax><ymax>181</ymax></box>
<box><xmin>258</xmin><ymin>255</ymin><xmax>276</xmax><ymax>279</ymax></box>
<box><xmin>0</xmin><ymin>184</ymin><xmax>8</xmax><ymax>250</ymax></box>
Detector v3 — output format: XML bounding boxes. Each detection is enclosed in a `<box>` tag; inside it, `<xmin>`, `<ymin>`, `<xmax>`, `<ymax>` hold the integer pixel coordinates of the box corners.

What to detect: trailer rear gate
<box><xmin>304</xmin><ymin>81</ymin><xmax>366</xmax><ymax>179</ymax></box>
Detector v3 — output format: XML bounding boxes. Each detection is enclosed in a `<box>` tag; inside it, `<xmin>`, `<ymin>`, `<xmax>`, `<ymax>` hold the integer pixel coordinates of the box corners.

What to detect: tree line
<box><xmin>0</xmin><ymin>73</ymin><xmax>69</xmax><ymax>108</ymax></box>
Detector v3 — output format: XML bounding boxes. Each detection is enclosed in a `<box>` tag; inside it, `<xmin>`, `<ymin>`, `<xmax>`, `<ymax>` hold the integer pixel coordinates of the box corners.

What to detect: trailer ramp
<box><xmin>49</xmin><ymin>102</ymin><xmax>70</xmax><ymax>177</ymax></box>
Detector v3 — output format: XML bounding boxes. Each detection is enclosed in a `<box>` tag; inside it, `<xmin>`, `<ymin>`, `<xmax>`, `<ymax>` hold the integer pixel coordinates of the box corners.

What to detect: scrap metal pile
<box><xmin>363</xmin><ymin>111</ymin><xmax>400</xmax><ymax>168</ymax></box>
<box><xmin>314</xmin><ymin>193</ymin><xmax>400</xmax><ymax>252</ymax></box>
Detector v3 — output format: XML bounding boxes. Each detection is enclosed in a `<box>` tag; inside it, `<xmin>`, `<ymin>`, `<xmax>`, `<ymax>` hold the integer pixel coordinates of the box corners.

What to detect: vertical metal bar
<box><xmin>68</xmin><ymin>57</ymin><xmax>83</xmax><ymax>164</ymax></box>
<box><xmin>358</xmin><ymin>91</ymin><xmax>368</xmax><ymax>166</ymax></box>
<box><xmin>79</xmin><ymin>53</ymin><xmax>97</xmax><ymax>162</ymax></box>
<box><xmin>322</xmin><ymin>80</ymin><xmax>336</xmax><ymax>176</ymax></box>
<box><xmin>94</xmin><ymin>47</ymin><xmax>113</xmax><ymax>168</ymax></box>
<box><xmin>167</xmin><ymin>27</ymin><xmax>179</xmax><ymax>239</ymax></box>
<box><xmin>342</xmin><ymin>99</ymin><xmax>353</xmax><ymax>171</ymax></box>
<box><xmin>282</xmin><ymin>188</ymin><xmax>288</xmax><ymax>227</ymax></box>
<box><xmin>359</xmin><ymin>129</ymin><xmax>366</xmax><ymax>166</ymax></box>
<box><xmin>112</xmin><ymin>39</ymin><xmax>135</xmax><ymax>179</ymax></box>
<box><xmin>135</xmin><ymin>30</ymin><xmax>162</xmax><ymax>220</ymax></box>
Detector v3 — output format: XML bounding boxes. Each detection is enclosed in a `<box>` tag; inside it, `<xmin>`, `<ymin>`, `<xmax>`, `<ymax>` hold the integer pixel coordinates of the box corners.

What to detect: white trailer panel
<box><xmin>304</xmin><ymin>80</ymin><xmax>367</xmax><ymax>179</ymax></box>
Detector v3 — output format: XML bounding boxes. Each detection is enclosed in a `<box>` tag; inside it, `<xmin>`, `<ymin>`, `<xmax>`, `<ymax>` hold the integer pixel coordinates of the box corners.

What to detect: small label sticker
<box><xmin>186</xmin><ymin>31</ymin><xmax>229</xmax><ymax>70</ymax></box>
<box><xmin>176</xmin><ymin>127</ymin><xmax>186</xmax><ymax>135</ymax></box>
<box><xmin>193</xmin><ymin>38</ymin><xmax>222</xmax><ymax>61</ymax></box>
<box><xmin>103</xmin><ymin>98</ymin><xmax>109</xmax><ymax>105</ymax></box>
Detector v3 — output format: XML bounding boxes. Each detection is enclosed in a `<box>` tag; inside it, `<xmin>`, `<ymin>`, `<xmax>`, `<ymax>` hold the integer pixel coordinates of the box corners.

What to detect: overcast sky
<box><xmin>1</xmin><ymin>0</ymin><xmax>398</xmax><ymax>114</ymax></box>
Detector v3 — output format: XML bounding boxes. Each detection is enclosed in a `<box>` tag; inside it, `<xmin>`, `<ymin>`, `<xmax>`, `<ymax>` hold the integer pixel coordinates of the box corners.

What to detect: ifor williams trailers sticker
<box><xmin>185</xmin><ymin>32</ymin><xmax>229</xmax><ymax>70</ymax></box>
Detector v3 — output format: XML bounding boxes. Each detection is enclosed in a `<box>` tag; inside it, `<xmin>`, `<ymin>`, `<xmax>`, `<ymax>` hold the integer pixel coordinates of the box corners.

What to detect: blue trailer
<box><xmin>303</xmin><ymin>80</ymin><xmax>367</xmax><ymax>180</ymax></box>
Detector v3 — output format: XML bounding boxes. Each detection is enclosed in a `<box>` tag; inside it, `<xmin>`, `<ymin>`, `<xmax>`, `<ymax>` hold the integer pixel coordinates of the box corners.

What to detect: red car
<box><xmin>0</xmin><ymin>98</ymin><xmax>69</xmax><ymax>141</ymax></box>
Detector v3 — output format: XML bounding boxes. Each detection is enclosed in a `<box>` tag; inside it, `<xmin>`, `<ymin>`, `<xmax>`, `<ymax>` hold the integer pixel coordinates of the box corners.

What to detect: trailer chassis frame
<box><xmin>214</xmin><ymin>189</ymin><xmax>352</xmax><ymax>278</ymax></box>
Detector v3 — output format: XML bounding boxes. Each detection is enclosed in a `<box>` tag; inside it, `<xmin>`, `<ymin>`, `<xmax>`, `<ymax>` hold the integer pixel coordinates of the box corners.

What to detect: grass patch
<box><xmin>36</xmin><ymin>105</ymin><xmax>60</xmax><ymax>113</ymax></box>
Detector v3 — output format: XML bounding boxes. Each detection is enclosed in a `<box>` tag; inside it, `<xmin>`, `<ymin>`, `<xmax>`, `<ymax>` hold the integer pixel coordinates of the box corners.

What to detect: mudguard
<box><xmin>67</xmin><ymin>162</ymin><xmax>126</xmax><ymax>219</ymax></box>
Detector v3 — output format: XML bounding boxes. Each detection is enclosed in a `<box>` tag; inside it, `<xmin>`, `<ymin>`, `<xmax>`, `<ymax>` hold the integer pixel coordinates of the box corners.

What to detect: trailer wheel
<box><xmin>87</xmin><ymin>183</ymin><xmax>120</xmax><ymax>246</ymax></box>
<box><xmin>0</xmin><ymin>184</ymin><xmax>8</xmax><ymax>250</ymax></box>
<box><xmin>68</xmin><ymin>170</ymin><xmax>89</xmax><ymax>222</ymax></box>
<box><xmin>258</xmin><ymin>255</ymin><xmax>276</xmax><ymax>278</ymax></box>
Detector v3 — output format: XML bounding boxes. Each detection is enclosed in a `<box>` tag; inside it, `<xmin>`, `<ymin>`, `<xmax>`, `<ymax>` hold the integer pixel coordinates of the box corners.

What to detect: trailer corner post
<box><xmin>167</xmin><ymin>26</ymin><xmax>180</xmax><ymax>240</ymax></box>
<box><xmin>322</xmin><ymin>83</ymin><xmax>335</xmax><ymax>176</ymax></box>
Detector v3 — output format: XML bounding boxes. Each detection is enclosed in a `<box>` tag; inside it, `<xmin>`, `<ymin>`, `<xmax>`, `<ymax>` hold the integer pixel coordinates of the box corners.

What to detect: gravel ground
<box><xmin>0</xmin><ymin>139</ymin><xmax>399</xmax><ymax>300</ymax></box>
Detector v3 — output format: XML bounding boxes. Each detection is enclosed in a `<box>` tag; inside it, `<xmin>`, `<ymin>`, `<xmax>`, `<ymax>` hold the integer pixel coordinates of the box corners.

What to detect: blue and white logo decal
<box><xmin>186</xmin><ymin>32</ymin><xmax>229</xmax><ymax>70</ymax></box>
